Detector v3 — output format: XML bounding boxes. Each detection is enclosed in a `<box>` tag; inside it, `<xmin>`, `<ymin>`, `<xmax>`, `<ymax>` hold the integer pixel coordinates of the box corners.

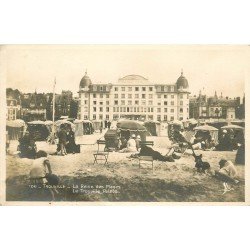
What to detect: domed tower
<box><xmin>176</xmin><ymin>70</ymin><xmax>189</xmax><ymax>91</ymax></box>
<box><xmin>79</xmin><ymin>70</ymin><xmax>92</xmax><ymax>120</ymax></box>
<box><xmin>79</xmin><ymin>70</ymin><xmax>92</xmax><ymax>90</ymax></box>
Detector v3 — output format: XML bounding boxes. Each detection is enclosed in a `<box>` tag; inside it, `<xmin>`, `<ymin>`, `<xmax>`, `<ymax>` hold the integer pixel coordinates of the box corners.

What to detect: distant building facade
<box><xmin>189</xmin><ymin>91</ymin><xmax>242</xmax><ymax>120</ymax></box>
<box><xmin>6</xmin><ymin>88</ymin><xmax>22</xmax><ymax>120</ymax></box>
<box><xmin>79</xmin><ymin>71</ymin><xmax>190</xmax><ymax>121</ymax></box>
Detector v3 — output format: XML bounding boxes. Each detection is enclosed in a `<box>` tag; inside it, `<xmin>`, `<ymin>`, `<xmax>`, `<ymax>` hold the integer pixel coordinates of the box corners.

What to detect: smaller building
<box><xmin>6</xmin><ymin>98</ymin><xmax>21</xmax><ymax>120</ymax></box>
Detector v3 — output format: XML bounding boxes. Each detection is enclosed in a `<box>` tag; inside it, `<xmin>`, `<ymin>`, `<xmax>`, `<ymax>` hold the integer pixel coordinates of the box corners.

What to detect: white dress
<box><xmin>30</xmin><ymin>157</ymin><xmax>48</xmax><ymax>179</ymax></box>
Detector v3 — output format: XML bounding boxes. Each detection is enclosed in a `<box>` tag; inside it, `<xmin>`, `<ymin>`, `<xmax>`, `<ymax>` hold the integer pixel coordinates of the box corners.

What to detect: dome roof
<box><xmin>119</xmin><ymin>75</ymin><xmax>148</xmax><ymax>81</ymax></box>
<box><xmin>80</xmin><ymin>71</ymin><xmax>92</xmax><ymax>88</ymax></box>
<box><xmin>176</xmin><ymin>71</ymin><xmax>189</xmax><ymax>89</ymax></box>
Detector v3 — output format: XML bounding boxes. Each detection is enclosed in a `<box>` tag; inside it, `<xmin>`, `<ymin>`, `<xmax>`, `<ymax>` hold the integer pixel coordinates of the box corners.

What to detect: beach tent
<box><xmin>74</xmin><ymin>119</ymin><xmax>84</xmax><ymax>136</ymax></box>
<box><xmin>92</xmin><ymin>121</ymin><xmax>102</xmax><ymax>132</ymax></box>
<box><xmin>221</xmin><ymin>124</ymin><xmax>244</xmax><ymax>130</ymax></box>
<box><xmin>55</xmin><ymin>120</ymin><xmax>75</xmax><ymax>132</ymax></box>
<box><xmin>27</xmin><ymin>120</ymin><xmax>53</xmax><ymax>141</ymax></box>
<box><xmin>117</xmin><ymin>120</ymin><xmax>147</xmax><ymax>141</ymax></box>
<box><xmin>6</xmin><ymin>119</ymin><xmax>26</xmax><ymax>140</ymax></box>
<box><xmin>231</xmin><ymin>120</ymin><xmax>245</xmax><ymax>127</ymax></box>
<box><xmin>143</xmin><ymin>121</ymin><xmax>161</xmax><ymax>136</ymax></box>
<box><xmin>194</xmin><ymin>125</ymin><xmax>219</xmax><ymax>144</ymax></box>
<box><xmin>83</xmin><ymin>120</ymin><xmax>94</xmax><ymax>134</ymax></box>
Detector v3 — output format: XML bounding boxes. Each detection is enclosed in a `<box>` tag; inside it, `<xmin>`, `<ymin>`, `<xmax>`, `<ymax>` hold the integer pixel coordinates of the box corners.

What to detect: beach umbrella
<box><xmin>194</xmin><ymin>125</ymin><xmax>218</xmax><ymax>131</ymax></box>
<box><xmin>221</xmin><ymin>124</ymin><xmax>244</xmax><ymax>130</ymax></box>
<box><xmin>117</xmin><ymin>120</ymin><xmax>147</xmax><ymax>132</ymax></box>
<box><xmin>6</xmin><ymin>119</ymin><xmax>26</xmax><ymax>128</ymax></box>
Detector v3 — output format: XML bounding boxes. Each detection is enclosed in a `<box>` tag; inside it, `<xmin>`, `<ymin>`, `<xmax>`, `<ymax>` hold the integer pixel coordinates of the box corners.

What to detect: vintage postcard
<box><xmin>0</xmin><ymin>45</ymin><xmax>249</xmax><ymax>205</ymax></box>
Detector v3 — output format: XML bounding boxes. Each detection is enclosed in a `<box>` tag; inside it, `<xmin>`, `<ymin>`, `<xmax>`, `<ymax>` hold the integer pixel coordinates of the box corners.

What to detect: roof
<box><xmin>176</xmin><ymin>72</ymin><xmax>189</xmax><ymax>89</ymax></box>
<box><xmin>119</xmin><ymin>75</ymin><xmax>148</xmax><ymax>81</ymax></box>
<box><xmin>80</xmin><ymin>72</ymin><xmax>92</xmax><ymax>88</ymax></box>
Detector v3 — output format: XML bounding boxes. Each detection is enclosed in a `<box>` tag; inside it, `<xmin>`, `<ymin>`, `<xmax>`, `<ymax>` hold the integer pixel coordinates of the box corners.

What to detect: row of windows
<box><xmin>84</xmin><ymin>93</ymin><xmax>187</xmax><ymax>99</ymax></box>
<box><xmin>86</xmin><ymin>114</ymin><xmax>179</xmax><ymax>121</ymax></box>
<box><xmin>114</xmin><ymin>86</ymin><xmax>154</xmax><ymax>92</ymax></box>
<box><xmin>84</xmin><ymin>100</ymin><xmax>185</xmax><ymax>106</ymax></box>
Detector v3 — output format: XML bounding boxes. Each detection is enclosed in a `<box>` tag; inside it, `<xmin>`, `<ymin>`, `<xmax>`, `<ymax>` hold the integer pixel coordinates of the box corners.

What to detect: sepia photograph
<box><xmin>1</xmin><ymin>45</ymin><xmax>248</xmax><ymax>204</ymax></box>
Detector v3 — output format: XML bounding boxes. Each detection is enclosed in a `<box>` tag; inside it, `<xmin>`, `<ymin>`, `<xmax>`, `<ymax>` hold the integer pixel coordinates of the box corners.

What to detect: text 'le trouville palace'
<box><xmin>79</xmin><ymin>71</ymin><xmax>190</xmax><ymax>122</ymax></box>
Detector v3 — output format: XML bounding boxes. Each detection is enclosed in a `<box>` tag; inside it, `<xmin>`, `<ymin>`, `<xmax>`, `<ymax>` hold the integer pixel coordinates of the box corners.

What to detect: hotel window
<box><xmin>149</xmin><ymin>87</ymin><xmax>153</xmax><ymax>91</ymax></box>
<box><xmin>171</xmin><ymin>95</ymin><xmax>174</xmax><ymax>99</ymax></box>
<box><xmin>158</xmin><ymin>102</ymin><xmax>161</xmax><ymax>106</ymax></box>
<box><xmin>140</xmin><ymin>107</ymin><xmax>143</xmax><ymax>112</ymax></box>
<box><xmin>171</xmin><ymin>109</ymin><xmax>174</xmax><ymax>113</ymax></box>
<box><xmin>157</xmin><ymin>94</ymin><xmax>161</xmax><ymax>98</ymax></box>
<box><xmin>93</xmin><ymin>94</ymin><xmax>96</xmax><ymax>98</ymax></box>
<box><xmin>84</xmin><ymin>115</ymin><xmax>88</xmax><ymax>120</ymax></box>
<box><xmin>93</xmin><ymin>101</ymin><xmax>96</xmax><ymax>105</ymax></box>
<box><xmin>85</xmin><ymin>93</ymin><xmax>88</xmax><ymax>98</ymax></box>
<box><xmin>84</xmin><ymin>107</ymin><xmax>88</xmax><ymax>112</ymax></box>
<box><xmin>106</xmin><ymin>114</ymin><xmax>109</xmax><ymax>119</ymax></box>
<box><xmin>115</xmin><ymin>87</ymin><xmax>118</xmax><ymax>91</ymax></box>
<box><xmin>121</xmin><ymin>100</ymin><xmax>125</xmax><ymax>105</ymax></box>
<box><xmin>93</xmin><ymin>107</ymin><xmax>96</xmax><ymax>112</ymax></box>
<box><xmin>99</xmin><ymin>107</ymin><xmax>103</xmax><ymax>112</ymax></box>
<box><xmin>157</xmin><ymin>115</ymin><xmax>161</xmax><ymax>121</ymax></box>
<box><xmin>148</xmin><ymin>107</ymin><xmax>151</xmax><ymax>112</ymax></box>
<box><xmin>128</xmin><ymin>87</ymin><xmax>132</xmax><ymax>91</ymax></box>
<box><xmin>180</xmin><ymin>108</ymin><xmax>183</xmax><ymax>113</ymax></box>
<box><xmin>120</xmin><ymin>107</ymin><xmax>123</xmax><ymax>112</ymax></box>
<box><xmin>164</xmin><ymin>95</ymin><xmax>167</xmax><ymax>98</ymax></box>
<box><xmin>128</xmin><ymin>100</ymin><xmax>132</xmax><ymax>105</ymax></box>
<box><xmin>93</xmin><ymin>114</ymin><xmax>96</xmax><ymax>120</ymax></box>
<box><xmin>121</xmin><ymin>94</ymin><xmax>125</xmax><ymax>98</ymax></box>
<box><xmin>100</xmin><ymin>94</ymin><xmax>103</xmax><ymax>98</ymax></box>
<box><xmin>180</xmin><ymin>94</ymin><xmax>183</xmax><ymax>99</ymax></box>
<box><xmin>148</xmin><ymin>100</ymin><xmax>153</xmax><ymax>105</ymax></box>
<box><xmin>84</xmin><ymin>100</ymin><xmax>87</xmax><ymax>105</ymax></box>
<box><xmin>127</xmin><ymin>107</ymin><xmax>130</xmax><ymax>112</ymax></box>
<box><xmin>106</xmin><ymin>101</ymin><xmax>109</xmax><ymax>105</ymax></box>
<box><xmin>106</xmin><ymin>107</ymin><xmax>109</xmax><ymax>112</ymax></box>
<box><xmin>148</xmin><ymin>115</ymin><xmax>153</xmax><ymax>120</ymax></box>
<box><xmin>134</xmin><ymin>107</ymin><xmax>137</xmax><ymax>112</ymax></box>
<box><xmin>171</xmin><ymin>101</ymin><xmax>174</xmax><ymax>105</ymax></box>
<box><xmin>106</xmin><ymin>94</ymin><xmax>109</xmax><ymax>98</ymax></box>
<box><xmin>114</xmin><ymin>94</ymin><xmax>118</xmax><ymax>98</ymax></box>
<box><xmin>164</xmin><ymin>115</ymin><xmax>168</xmax><ymax>121</ymax></box>
<box><xmin>161</xmin><ymin>86</ymin><xmax>164</xmax><ymax>91</ymax></box>
<box><xmin>151</xmin><ymin>108</ymin><xmax>154</xmax><ymax>112</ymax></box>
<box><xmin>99</xmin><ymin>114</ymin><xmax>103</xmax><ymax>120</ymax></box>
<box><xmin>180</xmin><ymin>101</ymin><xmax>183</xmax><ymax>105</ymax></box>
<box><xmin>114</xmin><ymin>100</ymin><xmax>118</xmax><ymax>105</ymax></box>
<box><xmin>144</xmin><ymin>107</ymin><xmax>147</xmax><ymax>112</ymax></box>
<box><xmin>135</xmin><ymin>87</ymin><xmax>139</xmax><ymax>91</ymax></box>
<box><xmin>157</xmin><ymin>108</ymin><xmax>161</xmax><ymax>113</ymax></box>
<box><xmin>142</xmin><ymin>87</ymin><xmax>146</xmax><ymax>91</ymax></box>
<box><xmin>164</xmin><ymin>108</ymin><xmax>168</xmax><ymax>112</ymax></box>
<box><xmin>135</xmin><ymin>100</ymin><xmax>139</xmax><ymax>105</ymax></box>
<box><xmin>99</xmin><ymin>102</ymin><xmax>103</xmax><ymax>105</ymax></box>
<box><xmin>123</xmin><ymin>107</ymin><xmax>126</xmax><ymax>112</ymax></box>
<box><xmin>121</xmin><ymin>87</ymin><xmax>125</xmax><ymax>91</ymax></box>
<box><xmin>170</xmin><ymin>116</ymin><xmax>174</xmax><ymax>121</ymax></box>
<box><xmin>142</xmin><ymin>100</ymin><xmax>146</xmax><ymax>105</ymax></box>
<box><xmin>100</xmin><ymin>86</ymin><xmax>103</xmax><ymax>91</ymax></box>
<box><xmin>171</xmin><ymin>86</ymin><xmax>174</xmax><ymax>92</ymax></box>
<box><xmin>93</xmin><ymin>86</ymin><xmax>97</xmax><ymax>91</ymax></box>
<box><xmin>135</xmin><ymin>94</ymin><xmax>139</xmax><ymax>99</ymax></box>
<box><xmin>149</xmin><ymin>94</ymin><xmax>153</xmax><ymax>99</ymax></box>
<box><xmin>142</xmin><ymin>94</ymin><xmax>146</xmax><ymax>99</ymax></box>
<box><xmin>137</xmin><ymin>107</ymin><xmax>140</xmax><ymax>112</ymax></box>
<box><xmin>164</xmin><ymin>101</ymin><xmax>168</xmax><ymax>105</ymax></box>
<box><xmin>128</xmin><ymin>94</ymin><xmax>132</xmax><ymax>99</ymax></box>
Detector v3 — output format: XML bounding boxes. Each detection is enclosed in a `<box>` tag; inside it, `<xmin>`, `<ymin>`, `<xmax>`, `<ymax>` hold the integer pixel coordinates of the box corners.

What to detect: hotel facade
<box><xmin>78</xmin><ymin>72</ymin><xmax>190</xmax><ymax>122</ymax></box>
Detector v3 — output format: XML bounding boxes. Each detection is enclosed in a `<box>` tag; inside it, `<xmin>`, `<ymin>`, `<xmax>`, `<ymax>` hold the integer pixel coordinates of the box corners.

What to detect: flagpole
<box><xmin>51</xmin><ymin>77</ymin><xmax>56</xmax><ymax>143</ymax></box>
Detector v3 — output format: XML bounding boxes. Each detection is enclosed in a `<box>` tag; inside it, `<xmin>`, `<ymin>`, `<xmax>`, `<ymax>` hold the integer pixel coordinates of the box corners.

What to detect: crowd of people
<box><xmin>12</xmin><ymin>120</ymin><xmax>245</xmax><ymax>200</ymax></box>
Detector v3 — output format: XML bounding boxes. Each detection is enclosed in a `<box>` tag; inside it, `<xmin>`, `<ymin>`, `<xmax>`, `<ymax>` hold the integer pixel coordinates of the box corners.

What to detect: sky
<box><xmin>2</xmin><ymin>45</ymin><xmax>248</xmax><ymax>98</ymax></box>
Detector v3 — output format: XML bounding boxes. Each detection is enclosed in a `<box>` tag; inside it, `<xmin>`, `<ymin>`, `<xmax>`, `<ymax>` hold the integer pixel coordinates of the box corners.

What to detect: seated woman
<box><xmin>30</xmin><ymin>150</ymin><xmax>59</xmax><ymax>200</ymax></box>
<box><xmin>214</xmin><ymin>159</ymin><xmax>239</xmax><ymax>194</ymax></box>
<box><xmin>119</xmin><ymin>134</ymin><xmax>137</xmax><ymax>153</ymax></box>
<box><xmin>18</xmin><ymin>131</ymin><xmax>37</xmax><ymax>159</ymax></box>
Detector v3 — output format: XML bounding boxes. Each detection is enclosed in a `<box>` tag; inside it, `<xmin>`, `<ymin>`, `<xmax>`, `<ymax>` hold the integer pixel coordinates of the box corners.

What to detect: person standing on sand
<box><xmin>57</xmin><ymin>125</ymin><xmax>67</xmax><ymax>156</ymax></box>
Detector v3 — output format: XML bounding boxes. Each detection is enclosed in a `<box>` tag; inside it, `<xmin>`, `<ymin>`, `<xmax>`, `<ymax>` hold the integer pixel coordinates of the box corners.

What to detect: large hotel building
<box><xmin>78</xmin><ymin>71</ymin><xmax>190</xmax><ymax>122</ymax></box>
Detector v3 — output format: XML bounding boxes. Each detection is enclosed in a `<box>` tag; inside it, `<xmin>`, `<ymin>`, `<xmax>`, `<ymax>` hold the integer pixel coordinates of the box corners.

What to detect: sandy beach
<box><xmin>6</xmin><ymin>131</ymin><xmax>245</xmax><ymax>202</ymax></box>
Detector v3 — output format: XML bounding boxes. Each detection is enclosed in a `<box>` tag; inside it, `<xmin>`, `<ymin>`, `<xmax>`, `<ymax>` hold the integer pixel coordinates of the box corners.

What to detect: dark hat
<box><xmin>219</xmin><ymin>159</ymin><xmax>227</xmax><ymax>168</ymax></box>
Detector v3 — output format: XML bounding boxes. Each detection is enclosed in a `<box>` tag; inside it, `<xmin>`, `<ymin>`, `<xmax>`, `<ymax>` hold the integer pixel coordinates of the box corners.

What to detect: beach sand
<box><xmin>6</xmin><ymin>133</ymin><xmax>245</xmax><ymax>202</ymax></box>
